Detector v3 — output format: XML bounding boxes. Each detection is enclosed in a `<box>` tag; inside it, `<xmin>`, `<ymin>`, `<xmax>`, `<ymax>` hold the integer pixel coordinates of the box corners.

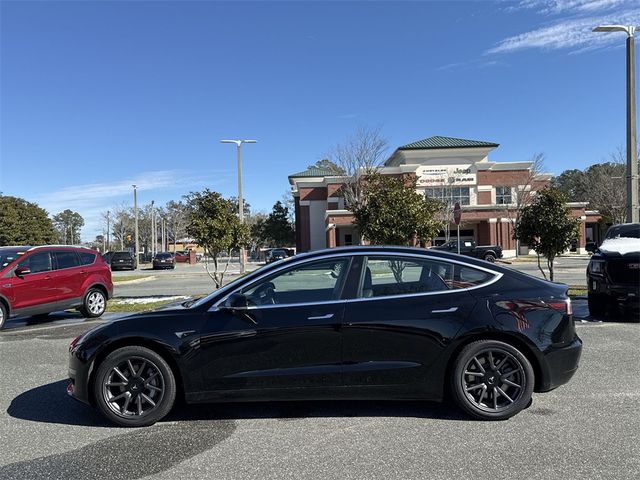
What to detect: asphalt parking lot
<box><xmin>0</xmin><ymin>302</ymin><xmax>638</xmax><ymax>480</ymax></box>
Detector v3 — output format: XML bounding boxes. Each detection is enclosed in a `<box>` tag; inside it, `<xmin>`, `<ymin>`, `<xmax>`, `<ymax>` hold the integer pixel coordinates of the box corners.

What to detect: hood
<box><xmin>599</xmin><ymin>237</ymin><xmax>640</xmax><ymax>256</ymax></box>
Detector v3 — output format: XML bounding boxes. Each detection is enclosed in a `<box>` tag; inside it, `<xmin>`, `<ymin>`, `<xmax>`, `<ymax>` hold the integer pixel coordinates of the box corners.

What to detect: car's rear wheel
<box><xmin>94</xmin><ymin>346</ymin><xmax>176</xmax><ymax>427</ymax></box>
<box><xmin>0</xmin><ymin>302</ymin><xmax>7</xmax><ymax>330</ymax></box>
<box><xmin>484</xmin><ymin>253</ymin><xmax>496</xmax><ymax>263</ymax></box>
<box><xmin>588</xmin><ymin>292</ymin><xmax>607</xmax><ymax>317</ymax></box>
<box><xmin>451</xmin><ymin>340</ymin><xmax>534</xmax><ymax>420</ymax></box>
<box><xmin>80</xmin><ymin>288</ymin><xmax>107</xmax><ymax>318</ymax></box>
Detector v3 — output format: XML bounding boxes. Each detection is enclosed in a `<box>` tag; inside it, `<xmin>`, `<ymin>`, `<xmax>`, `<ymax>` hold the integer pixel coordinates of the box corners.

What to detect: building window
<box><xmin>425</xmin><ymin>187</ymin><xmax>470</xmax><ymax>205</ymax></box>
<box><xmin>496</xmin><ymin>186</ymin><xmax>512</xmax><ymax>204</ymax></box>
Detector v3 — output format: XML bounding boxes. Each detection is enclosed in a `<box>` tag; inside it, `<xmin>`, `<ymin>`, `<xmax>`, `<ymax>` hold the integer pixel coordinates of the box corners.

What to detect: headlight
<box><xmin>589</xmin><ymin>259</ymin><xmax>605</xmax><ymax>274</ymax></box>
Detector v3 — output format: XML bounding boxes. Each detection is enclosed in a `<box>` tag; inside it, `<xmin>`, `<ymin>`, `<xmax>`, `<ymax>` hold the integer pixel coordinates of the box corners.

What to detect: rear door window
<box><xmin>53</xmin><ymin>251</ymin><xmax>80</xmax><ymax>270</ymax></box>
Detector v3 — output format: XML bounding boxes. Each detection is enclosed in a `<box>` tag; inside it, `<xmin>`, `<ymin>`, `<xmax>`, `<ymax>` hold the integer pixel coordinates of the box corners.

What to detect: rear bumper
<box><xmin>536</xmin><ymin>337</ymin><xmax>582</xmax><ymax>392</ymax></box>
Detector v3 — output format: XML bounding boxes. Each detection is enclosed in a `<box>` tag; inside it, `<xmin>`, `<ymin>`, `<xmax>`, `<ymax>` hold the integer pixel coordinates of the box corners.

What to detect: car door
<box><xmin>342</xmin><ymin>254</ymin><xmax>481</xmax><ymax>391</ymax></box>
<box><xmin>196</xmin><ymin>256</ymin><xmax>352</xmax><ymax>394</ymax></box>
<box><xmin>51</xmin><ymin>250</ymin><xmax>85</xmax><ymax>306</ymax></box>
<box><xmin>9</xmin><ymin>251</ymin><xmax>58</xmax><ymax>313</ymax></box>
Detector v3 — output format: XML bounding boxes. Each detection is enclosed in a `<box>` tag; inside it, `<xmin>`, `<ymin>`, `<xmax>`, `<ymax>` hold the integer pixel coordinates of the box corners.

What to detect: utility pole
<box><xmin>221</xmin><ymin>139</ymin><xmax>257</xmax><ymax>274</ymax></box>
<box><xmin>106</xmin><ymin>210</ymin><xmax>110</xmax><ymax>252</ymax></box>
<box><xmin>133</xmin><ymin>185</ymin><xmax>139</xmax><ymax>269</ymax></box>
<box><xmin>593</xmin><ymin>25</ymin><xmax>639</xmax><ymax>223</ymax></box>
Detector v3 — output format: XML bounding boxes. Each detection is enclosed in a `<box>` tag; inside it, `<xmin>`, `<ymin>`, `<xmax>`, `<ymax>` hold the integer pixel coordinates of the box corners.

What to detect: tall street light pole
<box><xmin>133</xmin><ymin>185</ymin><xmax>139</xmax><ymax>269</ymax></box>
<box><xmin>593</xmin><ymin>25</ymin><xmax>639</xmax><ymax>223</ymax></box>
<box><xmin>221</xmin><ymin>139</ymin><xmax>257</xmax><ymax>274</ymax></box>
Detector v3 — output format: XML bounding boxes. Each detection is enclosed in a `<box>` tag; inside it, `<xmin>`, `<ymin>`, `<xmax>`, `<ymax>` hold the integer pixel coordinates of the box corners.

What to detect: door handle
<box><xmin>307</xmin><ymin>313</ymin><xmax>334</xmax><ymax>320</ymax></box>
<box><xmin>44</xmin><ymin>276</ymin><xmax>52</xmax><ymax>280</ymax></box>
<box><xmin>431</xmin><ymin>307</ymin><xmax>458</xmax><ymax>314</ymax></box>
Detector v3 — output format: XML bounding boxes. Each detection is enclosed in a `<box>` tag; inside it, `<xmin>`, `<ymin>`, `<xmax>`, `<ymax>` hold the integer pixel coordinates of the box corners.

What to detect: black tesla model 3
<box><xmin>68</xmin><ymin>246</ymin><xmax>582</xmax><ymax>427</ymax></box>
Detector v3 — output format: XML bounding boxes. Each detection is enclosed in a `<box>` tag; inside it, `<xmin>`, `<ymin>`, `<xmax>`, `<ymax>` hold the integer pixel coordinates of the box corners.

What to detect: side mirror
<box><xmin>585</xmin><ymin>242</ymin><xmax>597</xmax><ymax>253</ymax></box>
<box><xmin>15</xmin><ymin>266</ymin><xmax>31</xmax><ymax>277</ymax></box>
<box><xmin>222</xmin><ymin>293</ymin><xmax>256</xmax><ymax>325</ymax></box>
<box><xmin>224</xmin><ymin>292</ymin><xmax>249</xmax><ymax>310</ymax></box>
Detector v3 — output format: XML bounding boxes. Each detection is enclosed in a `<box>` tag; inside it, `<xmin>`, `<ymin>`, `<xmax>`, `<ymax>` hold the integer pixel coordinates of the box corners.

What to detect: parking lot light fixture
<box><xmin>220</xmin><ymin>139</ymin><xmax>257</xmax><ymax>274</ymax></box>
<box><xmin>593</xmin><ymin>24</ymin><xmax>639</xmax><ymax>223</ymax></box>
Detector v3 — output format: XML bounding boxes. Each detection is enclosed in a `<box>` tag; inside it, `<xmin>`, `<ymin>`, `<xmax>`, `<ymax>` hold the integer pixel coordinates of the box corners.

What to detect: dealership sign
<box><xmin>417</xmin><ymin>166</ymin><xmax>477</xmax><ymax>186</ymax></box>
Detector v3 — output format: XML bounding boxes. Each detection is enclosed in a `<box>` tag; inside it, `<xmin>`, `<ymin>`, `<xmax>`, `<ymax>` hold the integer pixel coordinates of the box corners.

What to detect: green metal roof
<box><xmin>288</xmin><ymin>166</ymin><xmax>337</xmax><ymax>178</ymax></box>
<box><xmin>398</xmin><ymin>135</ymin><xmax>499</xmax><ymax>150</ymax></box>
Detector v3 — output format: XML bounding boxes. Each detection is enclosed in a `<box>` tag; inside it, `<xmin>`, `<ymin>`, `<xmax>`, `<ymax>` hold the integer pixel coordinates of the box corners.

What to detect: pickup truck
<box><xmin>432</xmin><ymin>240</ymin><xmax>503</xmax><ymax>263</ymax></box>
<box><xmin>586</xmin><ymin>223</ymin><xmax>640</xmax><ymax>317</ymax></box>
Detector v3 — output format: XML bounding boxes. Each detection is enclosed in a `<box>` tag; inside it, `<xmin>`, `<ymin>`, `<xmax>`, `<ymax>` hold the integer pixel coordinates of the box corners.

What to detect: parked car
<box><xmin>0</xmin><ymin>245</ymin><xmax>113</xmax><ymax>329</ymax></box>
<box><xmin>152</xmin><ymin>252</ymin><xmax>176</xmax><ymax>270</ymax></box>
<box><xmin>266</xmin><ymin>248</ymin><xmax>289</xmax><ymax>263</ymax></box>
<box><xmin>586</xmin><ymin>223</ymin><xmax>640</xmax><ymax>317</ymax></box>
<box><xmin>174</xmin><ymin>251</ymin><xmax>190</xmax><ymax>263</ymax></box>
<box><xmin>102</xmin><ymin>251</ymin><xmax>114</xmax><ymax>265</ymax></box>
<box><xmin>110</xmin><ymin>251</ymin><xmax>137</xmax><ymax>271</ymax></box>
<box><xmin>68</xmin><ymin>245</ymin><xmax>581</xmax><ymax>427</ymax></box>
<box><xmin>432</xmin><ymin>240</ymin><xmax>503</xmax><ymax>263</ymax></box>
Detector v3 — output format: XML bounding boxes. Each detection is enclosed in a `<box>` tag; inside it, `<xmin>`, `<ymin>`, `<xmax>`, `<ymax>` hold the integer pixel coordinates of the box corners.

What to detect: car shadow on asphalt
<box><xmin>7</xmin><ymin>379</ymin><xmax>469</xmax><ymax>427</ymax></box>
<box><xmin>168</xmin><ymin>400</ymin><xmax>470</xmax><ymax>423</ymax></box>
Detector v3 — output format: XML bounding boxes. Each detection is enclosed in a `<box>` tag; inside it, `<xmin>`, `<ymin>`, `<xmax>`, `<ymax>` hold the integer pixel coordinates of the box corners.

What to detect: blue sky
<box><xmin>1</xmin><ymin>0</ymin><xmax>639</xmax><ymax>240</ymax></box>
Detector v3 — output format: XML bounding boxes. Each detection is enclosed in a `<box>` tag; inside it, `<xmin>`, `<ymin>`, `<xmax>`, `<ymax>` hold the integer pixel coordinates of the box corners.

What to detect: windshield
<box><xmin>605</xmin><ymin>224</ymin><xmax>640</xmax><ymax>240</ymax></box>
<box><xmin>0</xmin><ymin>249</ymin><xmax>27</xmax><ymax>269</ymax></box>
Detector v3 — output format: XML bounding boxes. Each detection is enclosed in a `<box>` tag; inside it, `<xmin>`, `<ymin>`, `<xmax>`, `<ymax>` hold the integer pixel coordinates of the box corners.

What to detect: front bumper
<box><xmin>536</xmin><ymin>336</ymin><xmax>582</xmax><ymax>392</ymax></box>
<box><xmin>68</xmin><ymin>347</ymin><xmax>93</xmax><ymax>405</ymax></box>
<box><xmin>588</xmin><ymin>275</ymin><xmax>639</xmax><ymax>306</ymax></box>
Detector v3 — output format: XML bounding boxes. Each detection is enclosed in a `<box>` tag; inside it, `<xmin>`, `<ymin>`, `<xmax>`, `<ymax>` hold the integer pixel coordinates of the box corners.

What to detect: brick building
<box><xmin>289</xmin><ymin>136</ymin><xmax>600</xmax><ymax>256</ymax></box>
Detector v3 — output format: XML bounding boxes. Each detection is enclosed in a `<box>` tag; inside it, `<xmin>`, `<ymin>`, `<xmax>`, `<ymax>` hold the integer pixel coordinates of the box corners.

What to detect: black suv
<box><xmin>586</xmin><ymin>223</ymin><xmax>640</xmax><ymax>317</ymax></box>
<box><xmin>110</xmin><ymin>251</ymin><xmax>137</xmax><ymax>271</ymax></box>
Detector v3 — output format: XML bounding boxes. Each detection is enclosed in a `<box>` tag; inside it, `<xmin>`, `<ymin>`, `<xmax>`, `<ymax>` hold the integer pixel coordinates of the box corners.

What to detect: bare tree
<box><xmin>111</xmin><ymin>203</ymin><xmax>133</xmax><ymax>250</ymax></box>
<box><xmin>584</xmin><ymin>148</ymin><xmax>628</xmax><ymax>225</ymax></box>
<box><xmin>327</xmin><ymin>126</ymin><xmax>388</xmax><ymax>211</ymax></box>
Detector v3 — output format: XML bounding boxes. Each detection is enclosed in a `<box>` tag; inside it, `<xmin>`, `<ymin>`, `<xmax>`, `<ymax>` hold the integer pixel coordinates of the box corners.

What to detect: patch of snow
<box><xmin>112</xmin><ymin>296</ymin><xmax>189</xmax><ymax>305</ymax></box>
<box><xmin>599</xmin><ymin>237</ymin><xmax>640</xmax><ymax>255</ymax></box>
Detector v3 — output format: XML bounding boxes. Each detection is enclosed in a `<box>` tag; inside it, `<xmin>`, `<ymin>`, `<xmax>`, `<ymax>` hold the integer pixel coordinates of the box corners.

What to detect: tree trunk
<box><xmin>548</xmin><ymin>255</ymin><xmax>554</xmax><ymax>282</ymax></box>
<box><xmin>536</xmin><ymin>253</ymin><xmax>547</xmax><ymax>280</ymax></box>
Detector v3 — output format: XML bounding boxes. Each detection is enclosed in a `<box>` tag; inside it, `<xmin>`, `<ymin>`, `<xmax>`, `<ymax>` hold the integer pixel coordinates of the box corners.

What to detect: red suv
<box><xmin>0</xmin><ymin>246</ymin><xmax>113</xmax><ymax>329</ymax></box>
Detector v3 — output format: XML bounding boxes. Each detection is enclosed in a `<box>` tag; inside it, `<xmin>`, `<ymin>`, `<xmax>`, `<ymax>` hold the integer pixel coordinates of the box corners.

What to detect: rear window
<box><xmin>155</xmin><ymin>253</ymin><xmax>172</xmax><ymax>259</ymax></box>
<box><xmin>112</xmin><ymin>252</ymin><xmax>132</xmax><ymax>260</ymax></box>
<box><xmin>80</xmin><ymin>252</ymin><xmax>97</xmax><ymax>265</ymax></box>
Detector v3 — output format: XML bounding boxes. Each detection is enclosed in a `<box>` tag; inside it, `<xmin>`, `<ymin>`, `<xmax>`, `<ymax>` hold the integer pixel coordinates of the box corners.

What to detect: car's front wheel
<box><xmin>80</xmin><ymin>288</ymin><xmax>107</xmax><ymax>318</ymax></box>
<box><xmin>483</xmin><ymin>253</ymin><xmax>496</xmax><ymax>263</ymax></box>
<box><xmin>451</xmin><ymin>340</ymin><xmax>534</xmax><ymax>420</ymax></box>
<box><xmin>94</xmin><ymin>346</ymin><xmax>176</xmax><ymax>427</ymax></box>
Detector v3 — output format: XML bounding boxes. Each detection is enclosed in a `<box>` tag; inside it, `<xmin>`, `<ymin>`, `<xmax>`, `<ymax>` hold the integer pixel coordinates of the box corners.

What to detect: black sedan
<box><xmin>152</xmin><ymin>252</ymin><xmax>176</xmax><ymax>270</ymax></box>
<box><xmin>68</xmin><ymin>246</ymin><xmax>582</xmax><ymax>427</ymax></box>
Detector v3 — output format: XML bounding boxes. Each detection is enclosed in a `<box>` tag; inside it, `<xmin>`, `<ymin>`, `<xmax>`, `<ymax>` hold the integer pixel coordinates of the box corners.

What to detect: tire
<box><xmin>80</xmin><ymin>288</ymin><xmax>107</xmax><ymax>318</ymax></box>
<box><xmin>0</xmin><ymin>302</ymin><xmax>7</xmax><ymax>330</ymax></box>
<box><xmin>484</xmin><ymin>253</ymin><xmax>496</xmax><ymax>263</ymax></box>
<box><xmin>451</xmin><ymin>340</ymin><xmax>534</xmax><ymax>421</ymax></box>
<box><xmin>588</xmin><ymin>292</ymin><xmax>607</xmax><ymax>317</ymax></box>
<box><xmin>93</xmin><ymin>346</ymin><xmax>176</xmax><ymax>427</ymax></box>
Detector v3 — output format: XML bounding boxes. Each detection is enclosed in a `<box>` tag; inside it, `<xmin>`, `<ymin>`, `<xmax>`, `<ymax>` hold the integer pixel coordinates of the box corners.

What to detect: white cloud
<box><xmin>517</xmin><ymin>0</ymin><xmax>632</xmax><ymax>14</ymax></box>
<box><xmin>487</xmin><ymin>8</ymin><xmax>640</xmax><ymax>54</ymax></box>
<box><xmin>33</xmin><ymin>169</ymin><xmax>233</xmax><ymax>240</ymax></box>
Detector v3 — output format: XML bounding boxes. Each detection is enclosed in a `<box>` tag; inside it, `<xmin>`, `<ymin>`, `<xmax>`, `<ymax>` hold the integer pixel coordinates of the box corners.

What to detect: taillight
<box><xmin>547</xmin><ymin>298</ymin><xmax>572</xmax><ymax>315</ymax></box>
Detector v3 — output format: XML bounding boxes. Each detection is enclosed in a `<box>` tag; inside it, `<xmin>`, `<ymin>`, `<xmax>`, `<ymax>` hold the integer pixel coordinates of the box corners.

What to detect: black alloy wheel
<box><xmin>94</xmin><ymin>346</ymin><xmax>176</xmax><ymax>427</ymax></box>
<box><xmin>451</xmin><ymin>340</ymin><xmax>534</xmax><ymax>420</ymax></box>
<box><xmin>484</xmin><ymin>253</ymin><xmax>496</xmax><ymax>263</ymax></box>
